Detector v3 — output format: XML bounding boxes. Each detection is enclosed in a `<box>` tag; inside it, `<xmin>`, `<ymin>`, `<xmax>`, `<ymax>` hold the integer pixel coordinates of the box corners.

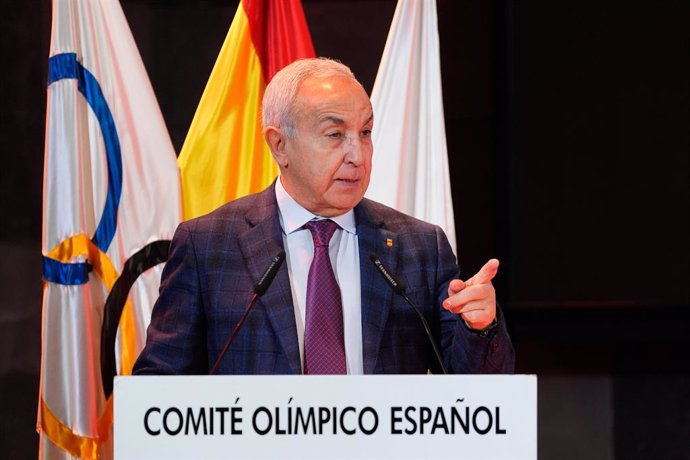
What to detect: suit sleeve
<box><xmin>435</xmin><ymin>227</ymin><xmax>515</xmax><ymax>374</ymax></box>
<box><xmin>133</xmin><ymin>222</ymin><xmax>208</xmax><ymax>375</ymax></box>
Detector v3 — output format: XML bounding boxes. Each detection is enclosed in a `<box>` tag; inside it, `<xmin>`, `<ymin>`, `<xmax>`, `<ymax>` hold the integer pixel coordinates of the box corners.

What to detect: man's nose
<box><xmin>344</xmin><ymin>135</ymin><xmax>369</xmax><ymax>165</ymax></box>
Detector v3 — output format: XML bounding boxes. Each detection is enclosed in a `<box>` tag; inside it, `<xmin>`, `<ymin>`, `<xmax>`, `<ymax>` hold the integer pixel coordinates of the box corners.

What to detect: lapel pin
<box><xmin>386</xmin><ymin>238</ymin><xmax>393</xmax><ymax>247</ymax></box>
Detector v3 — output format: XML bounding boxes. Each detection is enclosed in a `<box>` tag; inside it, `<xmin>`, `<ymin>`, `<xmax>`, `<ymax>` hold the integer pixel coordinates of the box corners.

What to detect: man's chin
<box><xmin>319</xmin><ymin>195</ymin><xmax>363</xmax><ymax>217</ymax></box>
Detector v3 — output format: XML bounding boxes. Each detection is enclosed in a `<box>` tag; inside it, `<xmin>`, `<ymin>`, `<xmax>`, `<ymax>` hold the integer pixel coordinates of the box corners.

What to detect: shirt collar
<box><xmin>275</xmin><ymin>176</ymin><xmax>357</xmax><ymax>235</ymax></box>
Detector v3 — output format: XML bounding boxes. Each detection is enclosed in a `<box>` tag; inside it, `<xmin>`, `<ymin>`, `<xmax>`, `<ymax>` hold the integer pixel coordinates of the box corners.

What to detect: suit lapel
<box><xmin>238</xmin><ymin>187</ymin><xmax>301</xmax><ymax>374</ymax></box>
<box><xmin>356</xmin><ymin>200</ymin><xmax>399</xmax><ymax>373</ymax></box>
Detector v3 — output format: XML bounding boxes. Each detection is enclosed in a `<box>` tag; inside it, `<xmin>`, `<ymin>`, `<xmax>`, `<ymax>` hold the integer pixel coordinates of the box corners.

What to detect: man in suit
<box><xmin>133</xmin><ymin>58</ymin><xmax>514</xmax><ymax>375</ymax></box>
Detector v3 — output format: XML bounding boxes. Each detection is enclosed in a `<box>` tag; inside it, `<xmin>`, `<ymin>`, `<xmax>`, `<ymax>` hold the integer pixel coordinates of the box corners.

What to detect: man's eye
<box><xmin>361</xmin><ymin>129</ymin><xmax>372</xmax><ymax>137</ymax></box>
<box><xmin>328</xmin><ymin>132</ymin><xmax>342</xmax><ymax>138</ymax></box>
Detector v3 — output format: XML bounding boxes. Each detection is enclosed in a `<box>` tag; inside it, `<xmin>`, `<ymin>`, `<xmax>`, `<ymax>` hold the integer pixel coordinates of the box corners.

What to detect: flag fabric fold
<box><xmin>366</xmin><ymin>0</ymin><xmax>457</xmax><ymax>253</ymax></box>
<box><xmin>178</xmin><ymin>0</ymin><xmax>315</xmax><ymax>220</ymax></box>
<box><xmin>40</xmin><ymin>0</ymin><xmax>181</xmax><ymax>458</ymax></box>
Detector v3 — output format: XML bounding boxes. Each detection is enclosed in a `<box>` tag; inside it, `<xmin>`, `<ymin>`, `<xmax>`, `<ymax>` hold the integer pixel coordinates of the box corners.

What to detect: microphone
<box><xmin>254</xmin><ymin>251</ymin><xmax>286</xmax><ymax>295</ymax></box>
<box><xmin>369</xmin><ymin>254</ymin><xmax>448</xmax><ymax>374</ymax></box>
<box><xmin>209</xmin><ymin>251</ymin><xmax>286</xmax><ymax>375</ymax></box>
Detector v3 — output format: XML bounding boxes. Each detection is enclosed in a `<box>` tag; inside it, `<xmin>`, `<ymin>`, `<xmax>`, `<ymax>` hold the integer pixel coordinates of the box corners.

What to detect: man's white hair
<box><xmin>262</xmin><ymin>58</ymin><xmax>359</xmax><ymax>138</ymax></box>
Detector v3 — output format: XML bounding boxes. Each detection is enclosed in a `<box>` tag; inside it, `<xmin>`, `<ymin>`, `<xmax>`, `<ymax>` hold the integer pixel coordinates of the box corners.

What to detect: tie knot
<box><xmin>305</xmin><ymin>219</ymin><xmax>339</xmax><ymax>247</ymax></box>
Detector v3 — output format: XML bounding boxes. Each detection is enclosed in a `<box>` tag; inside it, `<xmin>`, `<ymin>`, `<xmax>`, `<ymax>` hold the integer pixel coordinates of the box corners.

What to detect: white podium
<box><xmin>114</xmin><ymin>375</ymin><xmax>536</xmax><ymax>460</ymax></box>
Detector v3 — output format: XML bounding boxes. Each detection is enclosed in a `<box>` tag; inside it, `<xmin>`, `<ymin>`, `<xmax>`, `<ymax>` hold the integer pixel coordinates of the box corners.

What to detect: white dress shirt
<box><xmin>275</xmin><ymin>177</ymin><xmax>363</xmax><ymax>374</ymax></box>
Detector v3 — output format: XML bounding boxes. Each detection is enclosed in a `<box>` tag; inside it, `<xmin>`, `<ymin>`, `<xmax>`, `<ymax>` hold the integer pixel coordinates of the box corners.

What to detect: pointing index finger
<box><xmin>471</xmin><ymin>258</ymin><xmax>499</xmax><ymax>285</ymax></box>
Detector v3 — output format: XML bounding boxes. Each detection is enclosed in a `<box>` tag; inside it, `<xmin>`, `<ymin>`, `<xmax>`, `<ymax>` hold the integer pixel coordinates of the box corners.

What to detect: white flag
<box><xmin>39</xmin><ymin>1</ymin><xmax>181</xmax><ymax>458</ymax></box>
<box><xmin>366</xmin><ymin>0</ymin><xmax>456</xmax><ymax>253</ymax></box>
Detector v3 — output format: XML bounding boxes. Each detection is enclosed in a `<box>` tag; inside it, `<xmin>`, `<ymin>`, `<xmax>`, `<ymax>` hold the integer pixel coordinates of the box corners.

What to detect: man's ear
<box><xmin>265</xmin><ymin>126</ymin><xmax>288</xmax><ymax>167</ymax></box>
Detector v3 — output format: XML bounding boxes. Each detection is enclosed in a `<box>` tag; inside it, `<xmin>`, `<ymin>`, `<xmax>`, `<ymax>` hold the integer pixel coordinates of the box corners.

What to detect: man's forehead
<box><xmin>299</xmin><ymin>74</ymin><xmax>353</xmax><ymax>91</ymax></box>
<box><xmin>294</xmin><ymin>76</ymin><xmax>372</xmax><ymax>122</ymax></box>
<box><xmin>297</xmin><ymin>76</ymin><xmax>367</xmax><ymax>104</ymax></box>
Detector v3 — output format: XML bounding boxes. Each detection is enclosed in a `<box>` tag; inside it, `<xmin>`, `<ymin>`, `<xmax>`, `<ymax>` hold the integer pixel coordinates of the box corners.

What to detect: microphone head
<box><xmin>369</xmin><ymin>253</ymin><xmax>406</xmax><ymax>295</ymax></box>
<box><xmin>254</xmin><ymin>251</ymin><xmax>286</xmax><ymax>296</ymax></box>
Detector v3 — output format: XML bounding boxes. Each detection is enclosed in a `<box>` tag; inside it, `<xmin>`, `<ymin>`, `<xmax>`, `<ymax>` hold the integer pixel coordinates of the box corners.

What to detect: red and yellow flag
<box><xmin>178</xmin><ymin>0</ymin><xmax>315</xmax><ymax>220</ymax></box>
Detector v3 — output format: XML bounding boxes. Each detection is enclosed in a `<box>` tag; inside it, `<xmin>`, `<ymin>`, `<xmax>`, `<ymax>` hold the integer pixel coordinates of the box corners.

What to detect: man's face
<box><xmin>273</xmin><ymin>75</ymin><xmax>373</xmax><ymax>217</ymax></box>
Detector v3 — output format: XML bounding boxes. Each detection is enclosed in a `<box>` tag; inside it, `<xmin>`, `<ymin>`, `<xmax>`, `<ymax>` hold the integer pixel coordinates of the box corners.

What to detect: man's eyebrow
<box><xmin>319</xmin><ymin>115</ymin><xmax>345</xmax><ymax>125</ymax></box>
<box><xmin>318</xmin><ymin>113</ymin><xmax>374</xmax><ymax>125</ymax></box>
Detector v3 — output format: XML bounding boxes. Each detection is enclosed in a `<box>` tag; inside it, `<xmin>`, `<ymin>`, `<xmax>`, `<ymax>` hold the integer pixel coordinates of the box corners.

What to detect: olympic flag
<box><xmin>366</xmin><ymin>0</ymin><xmax>456</xmax><ymax>253</ymax></box>
<box><xmin>39</xmin><ymin>1</ymin><xmax>181</xmax><ymax>458</ymax></box>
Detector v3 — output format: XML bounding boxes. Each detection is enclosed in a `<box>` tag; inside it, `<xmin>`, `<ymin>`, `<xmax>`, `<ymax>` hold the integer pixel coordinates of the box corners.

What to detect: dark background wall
<box><xmin>1</xmin><ymin>0</ymin><xmax>688</xmax><ymax>458</ymax></box>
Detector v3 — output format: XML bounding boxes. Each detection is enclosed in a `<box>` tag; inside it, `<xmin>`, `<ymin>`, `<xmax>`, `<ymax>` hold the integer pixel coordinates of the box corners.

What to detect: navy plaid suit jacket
<box><xmin>133</xmin><ymin>185</ymin><xmax>514</xmax><ymax>375</ymax></box>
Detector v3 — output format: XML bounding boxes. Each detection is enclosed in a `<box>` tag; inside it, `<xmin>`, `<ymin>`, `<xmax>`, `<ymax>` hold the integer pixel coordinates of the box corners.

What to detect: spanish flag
<box><xmin>178</xmin><ymin>0</ymin><xmax>315</xmax><ymax>220</ymax></box>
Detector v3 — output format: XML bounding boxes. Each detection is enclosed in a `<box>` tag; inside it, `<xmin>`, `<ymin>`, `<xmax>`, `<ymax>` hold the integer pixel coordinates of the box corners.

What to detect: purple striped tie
<box><xmin>303</xmin><ymin>219</ymin><xmax>346</xmax><ymax>374</ymax></box>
